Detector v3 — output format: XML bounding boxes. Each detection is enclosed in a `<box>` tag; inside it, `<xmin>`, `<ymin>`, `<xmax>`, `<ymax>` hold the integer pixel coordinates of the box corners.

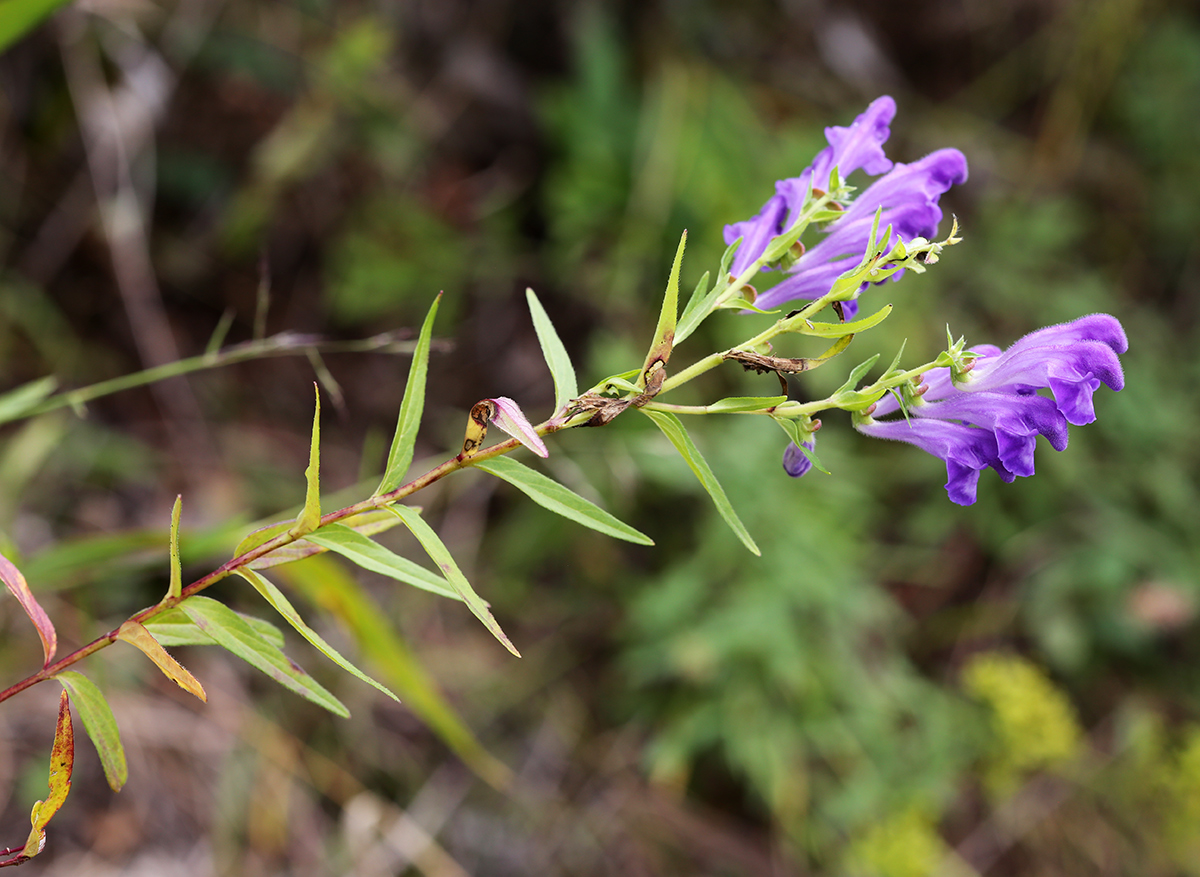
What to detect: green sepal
<box><xmin>639</xmin><ymin>409</ymin><xmax>760</xmax><ymax>556</ymax></box>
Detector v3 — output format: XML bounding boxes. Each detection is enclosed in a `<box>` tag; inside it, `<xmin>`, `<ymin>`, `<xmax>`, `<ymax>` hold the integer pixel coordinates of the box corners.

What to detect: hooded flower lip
<box><xmin>724</xmin><ymin>96</ymin><xmax>896</xmax><ymax>277</ymax></box>
<box><xmin>723</xmin><ymin>96</ymin><xmax>967</xmax><ymax>311</ymax></box>
<box><xmin>753</xmin><ymin>148</ymin><xmax>968</xmax><ymax>312</ymax></box>
<box><xmin>856</xmin><ymin>416</ymin><xmax>1014</xmax><ymax>506</ymax></box>
<box><xmin>856</xmin><ymin>314</ymin><xmax>1126</xmax><ymax>505</ymax></box>
<box><xmin>488</xmin><ymin>397</ymin><xmax>548</xmax><ymax>457</ymax></box>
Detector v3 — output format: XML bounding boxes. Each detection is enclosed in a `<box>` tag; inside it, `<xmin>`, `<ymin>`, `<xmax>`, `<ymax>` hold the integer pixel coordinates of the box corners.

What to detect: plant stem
<box><xmin>0</xmin><ymin>417</ymin><xmax>564</xmax><ymax>706</ymax></box>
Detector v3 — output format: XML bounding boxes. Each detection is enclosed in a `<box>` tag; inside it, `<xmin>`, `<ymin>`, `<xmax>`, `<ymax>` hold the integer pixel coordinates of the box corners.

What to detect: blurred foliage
<box><xmin>2</xmin><ymin>0</ymin><xmax>1200</xmax><ymax>874</ymax></box>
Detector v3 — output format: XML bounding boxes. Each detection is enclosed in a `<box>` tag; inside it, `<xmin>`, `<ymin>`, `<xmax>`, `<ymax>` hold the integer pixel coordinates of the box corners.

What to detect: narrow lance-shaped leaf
<box><xmin>21</xmin><ymin>690</ymin><xmax>74</xmax><ymax>859</ymax></box>
<box><xmin>639</xmin><ymin>409</ymin><xmax>760</xmax><ymax>556</ymax></box>
<box><xmin>274</xmin><ymin>555</ymin><xmax>512</xmax><ymax>790</ymax></box>
<box><xmin>0</xmin><ymin>552</ymin><xmax>56</xmax><ymax>666</ymax></box>
<box><xmin>236</xmin><ymin>568</ymin><xmax>400</xmax><ymax>703</ymax></box>
<box><xmin>235</xmin><ymin>510</ymin><xmax>402</xmax><ymax>570</ymax></box>
<box><xmin>525</xmin><ymin>288</ymin><xmax>578</xmax><ymax>415</ymax></box>
<box><xmin>166</xmin><ymin>495</ymin><xmax>182</xmax><ymax>600</ymax></box>
<box><xmin>291</xmin><ymin>384</ymin><xmax>322</xmax><ymax>536</ymax></box>
<box><xmin>675</xmin><ymin>270</ymin><xmax>712</xmax><ymax>346</ymax></box>
<box><xmin>387</xmin><ymin>505</ymin><xmax>521</xmax><ymax>657</ymax></box>
<box><xmin>117</xmin><ymin>621</ymin><xmax>207</xmax><ymax>702</ymax></box>
<box><xmin>181</xmin><ymin>596</ymin><xmax>349</xmax><ymax>717</ymax></box>
<box><xmin>305</xmin><ymin>523</ymin><xmax>460</xmax><ymax>600</ymax></box>
<box><xmin>639</xmin><ymin>231</ymin><xmax>686</xmax><ymax>392</ymax></box>
<box><xmin>705</xmin><ymin>396</ymin><xmax>788</xmax><ymax>414</ymax></box>
<box><xmin>376</xmin><ymin>294</ymin><xmax>441</xmax><ymax>496</ymax></box>
<box><xmin>146</xmin><ymin>607</ymin><xmax>286</xmax><ymax>649</ymax></box>
<box><xmin>55</xmin><ymin>671</ymin><xmax>127</xmax><ymax>792</ymax></box>
<box><xmin>472</xmin><ymin>457</ymin><xmax>652</xmax><ymax>545</ymax></box>
<box><xmin>797</xmin><ymin>302</ymin><xmax>893</xmax><ymax>338</ymax></box>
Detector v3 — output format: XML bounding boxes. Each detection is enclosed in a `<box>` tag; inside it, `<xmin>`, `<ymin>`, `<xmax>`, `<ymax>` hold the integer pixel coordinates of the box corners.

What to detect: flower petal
<box><xmin>856</xmin><ymin>417</ymin><xmax>1013</xmax><ymax>505</ymax></box>
<box><xmin>488</xmin><ymin>397</ymin><xmax>549</xmax><ymax>458</ymax></box>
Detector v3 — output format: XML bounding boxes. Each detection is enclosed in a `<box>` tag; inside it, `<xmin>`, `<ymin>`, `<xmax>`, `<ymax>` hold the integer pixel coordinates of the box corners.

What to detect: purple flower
<box><xmin>723</xmin><ymin>97</ymin><xmax>967</xmax><ymax>315</ymax></box>
<box><xmin>856</xmin><ymin>417</ymin><xmax>1014</xmax><ymax>505</ymax></box>
<box><xmin>783</xmin><ymin>439</ymin><xmax>817</xmax><ymax>477</ymax></box>
<box><xmin>725</xmin><ymin>96</ymin><xmax>895</xmax><ymax>277</ymax></box>
<box><xmin>855</xmin><ymin>314</ymin><xmax>1126</xmax><ymax>505</ymax></box>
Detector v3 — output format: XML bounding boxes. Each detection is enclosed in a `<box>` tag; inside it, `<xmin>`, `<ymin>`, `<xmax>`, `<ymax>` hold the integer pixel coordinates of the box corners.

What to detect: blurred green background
<box><xmin>0</xmin><ymin>0</ymin><xmax>1197</xmax><ymax>874</ymax></box>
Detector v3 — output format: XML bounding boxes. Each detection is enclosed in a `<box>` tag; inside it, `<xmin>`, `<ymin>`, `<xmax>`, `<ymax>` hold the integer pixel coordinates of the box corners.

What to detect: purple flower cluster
<box><xmin>851</xmin><ymin>314</ymin><xmax>1127</xmax><ymax>505</ymax></box>
<box><xmin>723</xmin><ymin>96</ymin><xmax>967</xmax><ymax>317</ymax></box>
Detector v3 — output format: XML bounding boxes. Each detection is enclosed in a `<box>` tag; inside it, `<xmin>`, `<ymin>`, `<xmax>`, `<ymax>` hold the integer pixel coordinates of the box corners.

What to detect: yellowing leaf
<box><xmin>167</xmin><ymin>495</ymin><xmax>183</xmax><ymax>600</ymax></box>
<box><xmin>55</xmin><ymin>671</ymin><xmax>127</xmax><ymax>792</ymax></box>
<box><xmin>117</xmin><ymin>621</ymin><xmax>207</xmax><ymax>702</ymax></box>
<box><xmin>21</xmin><ymin>690</ymin><xmax>74</xmax><ymax>858</ymax></box>
<box><xmin>0</xmin><ymin>551</ymin><xmax>56</xmax><ymax>666</ymax></box>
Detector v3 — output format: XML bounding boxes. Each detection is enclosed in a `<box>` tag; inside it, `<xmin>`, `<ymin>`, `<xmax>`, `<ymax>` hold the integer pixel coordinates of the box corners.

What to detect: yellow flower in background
<box><xmin>962</xmin><ymin>652</ymin><xmax>1083</xmax><ymax>795</ymax></box>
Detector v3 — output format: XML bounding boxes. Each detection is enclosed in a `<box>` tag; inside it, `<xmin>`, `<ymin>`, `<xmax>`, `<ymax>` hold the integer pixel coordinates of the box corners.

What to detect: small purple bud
<box><xmin>783</xmin><ymin>440</ymin><xmax>817</xmax><ymax>478</ymax></box>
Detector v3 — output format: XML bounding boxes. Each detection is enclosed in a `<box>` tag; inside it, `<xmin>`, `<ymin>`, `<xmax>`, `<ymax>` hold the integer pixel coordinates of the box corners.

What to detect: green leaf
<box><xmin>305</xmin><ymin>523</ymin><xmax>459</xmax><ymax>600</ymax></box>
<box><xmin>166</xmin><ymin>495</ymin><xmax>182</xmax><ymax>601</ymax></box>
<box><xmin>678</xmin><ymin>270</ymin><xmax>710</xmax><ymax>326</ymax></box>
<box><xmin>677</xmin><ymin>278</ymin><xmax>730</xmax><ymax>347</ymax></box>
<box><xmin>291</xmin><ymin>385</ymin><xmax>322</xmax><ymax>536</ymax></box>
<box><xmin>719</xmin><ymin>236</ymin><xmax>741</xmax><ymax>278</ymax></box>
<box><xmin>146</xmin><ymin>607</ymin><xmax>285</xmax><ymax>649</ymax></box>
<box><xmin>236</xmin><ymin>568</ymin><xmax>400</xmax><ymax>703</ymax></box>
<box><xmin>640</xmin><ymin>231</ymin><xmax>686</xmax><ymax>387</ymax></box>
<box><xmin>181</xmin><ymin>596</ymin><xmax>349</xmax><ymax>717</ymax></box>
<box><xmin>0</xmin><ymin>376</ymin><xmax>58</xmax><ymax>425</ymax></box>
<box><xmin>835</xmin><ymin>354</ymin><xmax>883</xmax><ymax>394</ymax></box>
<box><xmin>387</xmin><ymin>505</ymin><xmax>520</xmax><ymax>656</ymax></box>
<box><xmin>797</xmin><ymin>303</ymin><xmax>893</xmax><ymax>337</ymax></box>
<box><xmin>234</xmin><ymin>510</ymin><xmax>401</xmax><ymax>570</ymax></box>
<box><xmin>706</xmin><ymin>395</ymin><xmax>788</xmax><ymax>414</ymax></box>
<box><xmin>275</xmin><ymin>555</ymin><xmax>512</xmax><ymax>789</ymax></box>
<box><xmin>525</xmin><ymin>288</ymin><xmax>578</xmax><ymax>414</ymax></box>
<box><xmin>639</xmin><ymin>409</ymin><xmax>760</xmax><ymax>556</ymax></box>
<box><xmin>472</xmin><ymin>456</ymin><xmax>653</xmax><ymax>545</ymax></box>
<box><xmin>0</xmin><ymin>0</ymin><xmax>74</xmax><ymax>55</ymax></box>
<box><xmin>375</xmin><ymin>294</ymin><xmax>440</xmax><ymax>496</ymax></box>
<box><xmin>55</xmin><ymin>671</ymin><xmax>127</xmax><ymax>792</ymax></box>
